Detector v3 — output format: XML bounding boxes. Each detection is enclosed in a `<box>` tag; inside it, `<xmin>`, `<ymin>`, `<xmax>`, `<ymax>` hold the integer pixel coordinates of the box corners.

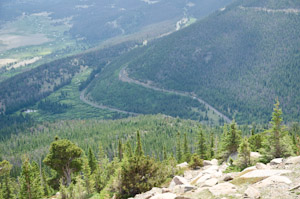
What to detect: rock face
<box><xmin>131</xmin><ymin>156</ymin><xmax>300</xmax><ymax>199</ymax></box>
<box><xmin>285</xmin><ymin>156</ymin><xmax>300</xmax><ymax>165</ymax></box>
<box><xmin>177</xmin><ymin>162</ymin><xmax>189</xmax><ymax>169</ymax></box>
<box><xmin>251</xmin><ymin>152</ymin><xmax>262</xmax><ymax>159</ymax></box>
<box><xmin>169</xmin><ymin>176</ymin><xmax>189</xmax><ymax>189</ymax></box>
<box><xmin>208</xmin><ymin>182</ymin><xmax>237</xmax><ymax>196</ymax></box>
<box><xmin>244</xmin><ymin>186</ymin><xmax>260</xmax><ymax>199</ymax></box>
<box><xmin>202</xmin><ymin>178</ymin><xmax>218</xmax><ymax>187</ymax></box>
<box><xmin>270</xmin><ymin>158</ymin><xmax>283</xmax><ymax>165</ymax></box>
<box><xmin>223</xmin><ymin>174</ymin><xmax>234</xmax><ymax>181</ymax></box>
<box><xmin>255</xmin><ymin>162</ymin><xmax>268</xmax><ymax>170</ymax></box>
<box><xmin>240</xmin><ymin>169</ymin><xmax>291</xmax><ymax>178</ymax></box>
<box><xmin>254</xmin><ymin>175</ymin><xmax>292</xmax><ymax>188</ymax></box>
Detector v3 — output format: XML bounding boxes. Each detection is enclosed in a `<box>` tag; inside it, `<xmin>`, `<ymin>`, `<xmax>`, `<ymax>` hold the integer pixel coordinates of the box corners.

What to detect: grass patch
<box><xmin>231</xmin><ymin>177</ymin><xmax>265</xmax><ymax>185</ymax></box>
<box><xmin>29</xmin><ymin>68</ymin><xmax>127</xmax><ymax>121</ymax></box>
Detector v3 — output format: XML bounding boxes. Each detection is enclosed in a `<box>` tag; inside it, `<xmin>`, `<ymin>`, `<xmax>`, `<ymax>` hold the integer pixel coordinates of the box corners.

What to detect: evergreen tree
<box><xmin>0</xmin><ymin>160</ymin><xmax>15</xmax><ymax>199</ymax></box>
<box><xmin>41</xmin><ymin>168</ymin><xmax>51</xmax><ymax>197</ymax></box>
<box><xmin>237</xmin><ymin>138</ymin><xmax>251</xmax><ymax>169</ymax></box>
<box><xmin>88</xmin><ymin>148</ymin><xmax>97</xmax><ymax>173</ymax></box>
<box><xmin>219</xmin><ymin>121</ymin><xmax>242</xmax><ymax>160</ymax></box>
<box><xmin>183</xmin><ymin>133</ymin><xmax>191</xmax><ymax>162</ymax></box>
<box><xmin>82</xmin><ymin>157</ymin><xmax>95</xmax><ymax>196</ymax></box>
<box><xmin>124</xmin><ymin>141</ymin><xmax>133</xmax><ymax>159</ymax></box>
<box><xmin>135</xmin><ymin>131</ymin><xmax>143</xmax><ymax>157</ymax></box>
<box><xmin>163</xmin><ymin>145</ymin><xmax>168</xmax><ymax>161</ymax></box>
<box><xmin>262</xmin><ymin>100</ymin><xmax>294</xmax><ymax>160</ymax></box>
<box><xmin>43</xmin><ymin>139</ymin><xmax>83</xmax><ymax>186</ymax></box>
<box><xmin>118</xmin><ymin>139</ymin><xmax>123</xmax><ymax>161</ymax></box>
<box><xmin>189</xmin><ymin>154</ymin><xmax>203</xmax><ymax>169</ymax></box>
<box><xmin>94</xmin><ymin>144</ymin><xmax>110</xmax><ymax>193</ymax></box>
<box><xmin>176</xmin><ymin>132</ymin><xmax>182</xmax><ymax>163</ymax></box>
<box><xmin>197</xmin><ymin>126</ymin><xmax>207</xmax><ymax>159</ymax></box>
<box><xmin>210</xmin><ymin>133</ymin><xmax>215</xmax><ymax>158</ymax></box>
<box><xmin>19</xmin><ymin>159</ymin><xmax>44</xmax><ymax>199</ymax></box>
<box><xmin>248</xmin><ymin>133</ymin><xmax>263</xmax><ymax>152</ymax></box>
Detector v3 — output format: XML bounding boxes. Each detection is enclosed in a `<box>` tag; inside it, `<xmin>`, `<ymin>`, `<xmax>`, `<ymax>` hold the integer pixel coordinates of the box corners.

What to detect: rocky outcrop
<box><xmin>244</xmin><ymin>186</ymin><xmax>260</xmax><ymax>199</ymax></box>
<box><xmin>270</xmin><ymin>158</ymin><xmax>283</xmax><ymax>165</ymax></box>
<box><xmin>208</xmin><ymin>182</ymin><xmax>237</xmax><ymax>196</ymax></box>
<box><xmin>131</xmin><ymin>155</ymin><xmax>300</xmax><ymax>199</ymax></box>
<box><xmin>240</xmin><ymin>169</ymin><xmax>291</xmax><ymax>178</ymax></box>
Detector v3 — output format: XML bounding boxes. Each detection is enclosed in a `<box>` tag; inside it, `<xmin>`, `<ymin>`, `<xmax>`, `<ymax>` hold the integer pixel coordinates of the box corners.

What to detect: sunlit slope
<box><xmin>121</xmin><ymin>0</ymin><xmax>300</xmax><ymax>123</ymax></box>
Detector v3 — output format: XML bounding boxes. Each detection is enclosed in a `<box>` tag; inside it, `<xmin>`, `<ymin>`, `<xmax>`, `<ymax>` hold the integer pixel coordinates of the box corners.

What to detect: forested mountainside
<box><xmin>101</xmin><ymin>0</ymin><xmax>300</xmax><ymax>124</ymax></box>
<box><xmin>1</xmin><ymin>103</ymin><xmax>300</xmax><ymax>198</ymax></box>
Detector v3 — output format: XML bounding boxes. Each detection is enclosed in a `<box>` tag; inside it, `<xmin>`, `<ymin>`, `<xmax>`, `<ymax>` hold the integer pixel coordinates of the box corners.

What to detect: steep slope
<box><xmin>117</xmin><ymin>0</ymin><xmax>300</xmax><ymax>123</ymax></box>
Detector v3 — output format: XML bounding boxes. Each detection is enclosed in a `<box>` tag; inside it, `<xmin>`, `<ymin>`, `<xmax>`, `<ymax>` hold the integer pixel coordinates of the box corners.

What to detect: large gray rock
<box><xmin>150</xmin><ymin>193</ymin><xmax>177</xmax><ymax>199</ymax></box>
<box><xmin>254</xmin><ymin>175</ymin><xmax>292</xmax><ymax>188</ymax></box>
<box><xmin>196</xmin><ymin>174</ymin><xmax>211</xmax><ymax>185</ymax></box>
<box><xmin>172</xmin><ymin>185</ymin><xmax>195</xmax><ymax>194</ymax></box>
<box><xmin>169</xmin><ymin>176</ymin><xmax>189</xmax><ymax>189</ymax></box>
<box><xmin>285</xmin><ymin>156</ymin><xmax>300</xmax><ymax>165</ymax></box>
<box><xmin>177</xmin><ymin>162</ymin><xmax>189</xmax><ymax>169</ymax></box>
<box><xmin>203</xmin><ymin>160</ymin><xmax>214</xmax><ymax>166</ymax></box>
<box><xmin>202</xmin><ymin>178</ymin><xmax>218</xmax><ymax>187</ymax></box>
<box><xmin>211</xmin><ymin>159</ymin><xmax>219</xmax><ymax>165</ymax></box>
<box><xmin>227</xmin><ymin>152</ymin><xmax>238</xmax><ymax>162</ymax></box>
<box><xmin>208</xmin><ymin>182</ymin><xmax>237</xmax><ymax>196</ymax></box>
<box><xmin>134</xmin><ymin>188</ymin><xmax>162</xmax><ymax>199</ymax></box>
<box><xmin>223</xmin><ymin>174</ymin><xmax>234</xmax><ymax>181</ymax></box>
<box><xmin>202</xmin><ymin>165</ymin><xmax>222</xmax><ymax>178</ymax></box>
<box><xmin>270</xmin><ymin>158</ymin><xmax>283</xmax><ymax>165</ymax></box>
<box><xmin>250</xmin><ymin>152</ymin><xmax>262</xmax><ymax>159</ymax></box>
<box><xmin>240</xmin><ymin>169</ymin><xmax>291</xmax><ymax>178</ymax></box>
<box><xmin>255</xmin><ymin>162</ymin><xmax>268</xmax><ymax>170</ymax></box>
<box><xmin>244</xmin><ymin>186</ymin><xmax>260</xmax><ymax>199</ymax></box>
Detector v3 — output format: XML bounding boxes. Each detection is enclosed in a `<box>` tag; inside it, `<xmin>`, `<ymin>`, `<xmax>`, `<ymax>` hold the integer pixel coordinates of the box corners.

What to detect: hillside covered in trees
<box><xmin>1</xmin><ymin>101</ymin><xmax>300</xmax><ymax>198</ymax></box>
<box><xmin>85</xmin><ymin>0</ymin><xmax>300</xmax><ymax>124</ymax></box>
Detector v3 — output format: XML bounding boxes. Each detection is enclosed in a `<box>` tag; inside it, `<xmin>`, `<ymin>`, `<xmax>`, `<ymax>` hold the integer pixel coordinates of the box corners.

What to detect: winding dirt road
<box><xmin>119</xmin><ymin>66</ymin><xmax>231</xmax><ymax>123</ymax></box>
<box><xmin>80</xmin><ymin>89</ymin><xmax>140</xmax><ymax>116</ymax></box>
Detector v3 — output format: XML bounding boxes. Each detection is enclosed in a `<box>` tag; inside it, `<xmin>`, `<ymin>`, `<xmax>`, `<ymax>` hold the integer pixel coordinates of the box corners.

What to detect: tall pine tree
<box><xmin>262</xmin><ymin>100</ymin><xmax>294</xmax><ymax>160</ymax></box>
<box><xmin>19</xmin><ymin>159</ymin><xmax>44</xmax><ymax>199</ymax></box>
<box><xmin>197</xmin><ymin>126</ymin><xmax>207</xmax><ymax>159</ymax></box>
<box><xmin>88</xmin><ymin>147</ymin><xmax>97</xmax><ymax>173</ymax></box>
<box><xmin>183</xmin><ymin>133</ymin><xmax>191</xmax><ymax>162</ymax></box>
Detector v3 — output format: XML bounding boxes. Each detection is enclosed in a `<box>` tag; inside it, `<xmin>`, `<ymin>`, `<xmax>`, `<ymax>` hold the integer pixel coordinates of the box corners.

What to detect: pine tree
<box><xmin>197</xmin><ymin>126</ymin><xmax>207</xmax><ymax>159</ymax></box>
<box><xmin>19</xmin><ymin>159</ymin><xmax>44</xmax><ymax>199</ymax></box>
<box><xmin>237</xmin><ymin>138</ymin><xmax>251</xmax><ymax>169</ymax></box>
<box><xmin>210</xmin><ymin>133</ymin><xmax>215</xmax><ymax>158</ymax></box>
<box><xmin>176</xmin><ymin>132</ymin><xmax>182</xmax><ymax>163</ymax></box>
<box><xmin>88</xmin><ymin>148</ymin><xmax>97</xmax><ymax>173</ymax></box>
<box><xmin>262</xmin><ymin>100</ymin><xmax>294</xmax><ymax>159</ymax></box>
<box><xmin>118</xmin><ymin>139</ymin><xmax>123</xmax><ymax>161</ymax></box>
<box><xmin>41</xmin><ymin>168</ymin><xmax>51</xmax><ymax>197</ymax></box>
<box><xmin>117</xmin><ymin>131</ymin><xmax>166</xmax><ymax>199</ymax></box>
<box><xmin>43</xmin><ymin>139</ymin><xmax>83</xmax><ymax>186</ymax></box>
<box><xmin>219</xmin><ymin>121</ymin><xmax>242</xmax><ymax>160</ymax></box>
<box><xmin>162</xmin><ymin>146</ymin><xmax>168</xmax><ymax>161</ymax></box>
<box><xmin>0</xmin><ymin>160</ymin><xmax>15</xmax><ymax>199</ymax></box>
<box><xmin>124</xmin><ymin>141</ymin><xmax>133</xmax><ymax>159</ymax></box>
<box><xmin>135</xmin><ymin>131</ymin><xmax>143</xmax><ymax>157</ymax></box>
<box><xmin>94</xmin><ymin>144</ymin><xmax>110</xmax><ymax>193</ymax></box>
<box><xmin>189</xmin><ymin>154</ymin><xmax>203</xmax><ymax>169</ymax></box>
<box><xmin>82</xmin><ymin>157</ymin><xmax>95</xmax><ymax>196</ymax></box>
<box><xmin>183</xmin><ymin>133</ymin><xmax>191</xmax><ymax>162</ymax></box>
